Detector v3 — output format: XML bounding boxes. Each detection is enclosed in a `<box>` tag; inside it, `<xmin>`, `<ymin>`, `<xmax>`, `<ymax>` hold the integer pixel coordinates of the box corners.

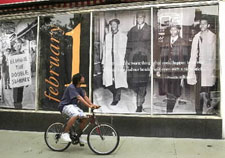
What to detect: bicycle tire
<box><xmin>87</xmin><ymin>123</ymin><xmax>120</xmax><ymax>155</ymax></box>
<box><xmin>44</xmin><ymin>122</ymin><xmax>71</xmax><ymax>152</ymax></box>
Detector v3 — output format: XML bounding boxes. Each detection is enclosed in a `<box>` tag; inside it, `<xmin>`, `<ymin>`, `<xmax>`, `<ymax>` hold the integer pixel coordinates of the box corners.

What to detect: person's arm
<box><xmin>84</xmin><ymin>95</ymin><xmax>92</xmax><ymax>105</ymax></box>
<box><xmin>125</xmin><ymin>30</ymin><xmax>131</xmax><ymax>62</ymax></box>
<box><xmin>78</xmin><ymin>91</ymin><xmax>100</xmax><ymax>109</ymax></box>
<box><xmin>77</xmin><ymin>95</ymin><xmax>94</xmax><ymax>108</ymax></box>
<box><xmin>84</xmin><ymin>92</ymin><xmax>100</xmax><ymax>109</ymax></box>
<box><xmin>187</xmin><ymin>34</ymin><xmax>199</xmax><ymax>85</ymax></box>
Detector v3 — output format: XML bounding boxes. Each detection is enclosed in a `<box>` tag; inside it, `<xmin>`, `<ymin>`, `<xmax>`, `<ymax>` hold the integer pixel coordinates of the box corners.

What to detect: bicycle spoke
<box><xmin>44</xmin><ymin>122</ymin><xmax>71</xmax><ymax>152</ymax></box>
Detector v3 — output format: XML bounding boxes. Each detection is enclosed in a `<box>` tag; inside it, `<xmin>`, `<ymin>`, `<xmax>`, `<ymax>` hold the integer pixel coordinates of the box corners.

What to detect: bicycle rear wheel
<box><xmin>44</xmin><ymin>122</ymin><xmax>71</xmax><ymax>152</ymax></box>
<box><xmin>87</xmin><ymin>123</ymin><xmax>120</xmax><ymax>155</ymax></box>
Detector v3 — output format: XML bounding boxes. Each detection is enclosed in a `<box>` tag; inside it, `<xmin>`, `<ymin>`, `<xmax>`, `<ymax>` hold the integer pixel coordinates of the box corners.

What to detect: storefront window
<box><xmin>0</xmin><ymin>2</ymin><xmax>220</xmax><ymax>115</ymax></box>
<box><xmin>153</xmin><ymin>5</ymin><xmax>220</xmax><ymax>114</ymax></box>
<box><xmin>93</xmin><ymin>4</ymin><xmax>220</xmax><ymax>115</ymax></box>
<box><xmin>93</xmin><ymin>9</ymin><xmax>152</xmax><ymax>113</ymax></box>
<box><xmin>38</xmin><ymin>13</ymin><xmax>90</xmax><ymax>111</ymax></box>
<box><xmin>0</xmin><ymin>18</ymin><xmax>37</xmax><ymax>110</ymax></box>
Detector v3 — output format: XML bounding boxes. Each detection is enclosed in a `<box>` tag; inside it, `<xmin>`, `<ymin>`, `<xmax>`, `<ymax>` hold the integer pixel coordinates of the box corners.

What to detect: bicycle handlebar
<box><xmin>91</xmin><ymin>106</ymin><xmax>101</xmax><ymax>113</ymax></box>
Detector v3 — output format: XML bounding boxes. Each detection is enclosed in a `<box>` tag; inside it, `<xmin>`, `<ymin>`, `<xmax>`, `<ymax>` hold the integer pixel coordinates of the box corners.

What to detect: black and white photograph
<box><xmin>93</xmin><ymin>9</ymin><xmax>152</xmax><ymax>113</ymax></box>
<box><xmin>153</xmin><ymin>5</ymin><xmax>220</xmax><ymax>114</ymax></box>
<box><xmin>0</xmin><ymin>18</ymin><xmax>37</xmax><ymax>110</ymax></box>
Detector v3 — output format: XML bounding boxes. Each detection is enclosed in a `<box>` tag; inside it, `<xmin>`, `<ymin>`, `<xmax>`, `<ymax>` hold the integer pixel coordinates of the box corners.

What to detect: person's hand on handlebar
<box><xmin>90</xmin><ymin>104</ymin><xmax>101</xmax><ymax>109</ymax></box>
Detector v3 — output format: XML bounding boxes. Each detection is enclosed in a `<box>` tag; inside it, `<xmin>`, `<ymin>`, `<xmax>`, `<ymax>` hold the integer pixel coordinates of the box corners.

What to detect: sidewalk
<box><xmin>0</xmin><ymin>130</ymin><xmax>225</xmax><ymax>158</ymax></box>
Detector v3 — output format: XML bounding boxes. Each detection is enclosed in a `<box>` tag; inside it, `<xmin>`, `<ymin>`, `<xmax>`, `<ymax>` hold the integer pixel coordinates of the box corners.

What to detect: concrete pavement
<box><xmin>0</xmin><ymin>130</ymin><xmax>225</xmax><ymax>158</ymax></box>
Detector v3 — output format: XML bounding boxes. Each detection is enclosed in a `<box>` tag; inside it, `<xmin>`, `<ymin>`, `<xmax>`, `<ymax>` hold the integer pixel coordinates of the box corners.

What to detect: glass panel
<box><xmin>0</xmin><ymin>18</ymin><xmax>37</xmax><ymax>110</ymax></box>
<box><xmin>93</xmin><ymin>9</ymin><xmax>152</xmax><ymax>114</ymax></box>
<box><xmin>38</xmin><ymin>13</ymin><xmax>90</xmax><ymax>111</ymax></box>
<box><xmin>153</xmin><ymin>5</ymin><xmax>220</xmax><ymax>115</ymax></box>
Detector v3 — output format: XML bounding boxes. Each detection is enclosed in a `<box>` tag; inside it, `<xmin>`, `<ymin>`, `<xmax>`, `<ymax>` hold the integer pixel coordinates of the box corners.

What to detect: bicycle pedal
<box><xmin>71</xmin><ymin>140</ymin><xmax>79</xmax><ymax>145</ymax></box>
<box><xmin>72</xmin><ymin>142</ymin><xmax>79</xmax><ymax>145</ymax></box>
<box><xmin>79</xmin><ymin>143</ymin><xmax>85</xmax><ymax>147</ymax></box>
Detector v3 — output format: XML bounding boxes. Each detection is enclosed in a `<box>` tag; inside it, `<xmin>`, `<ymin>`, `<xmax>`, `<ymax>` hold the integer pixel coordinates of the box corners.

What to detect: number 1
<box><xmin>65</xmin><ymin>23</ymin><xmax>86</xmax><ymax>87</ymax></box>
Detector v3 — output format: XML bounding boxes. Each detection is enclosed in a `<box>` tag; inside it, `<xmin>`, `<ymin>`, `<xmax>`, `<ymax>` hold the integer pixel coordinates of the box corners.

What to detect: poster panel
<box><xmin>93</xmin><ymin>9</ymin><xmax>152</xmax><ymax>113</ymax></box>
<box><xmin>153</xmin><ymin>5</ymin><xmax>220</xmax><ymax>114</ymax></box>
<box><xmin>0</xmin><ymin>18</ymin><xmax>37</xmax><ymax>109</ymax></box>
<box><xmin>38</xmin><ymin>13</ymin><xmax>90</xmax><ymax>111</ymax></box>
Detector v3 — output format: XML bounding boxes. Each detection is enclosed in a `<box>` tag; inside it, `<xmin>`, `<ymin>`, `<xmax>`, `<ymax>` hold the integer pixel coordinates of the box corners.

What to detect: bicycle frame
<box><xmin>80</xmin><ymin>109</ymin><xmax>99</xmax><ymax>133</ymax></box>
<box><xmin>68</xmin><ymin>109</ymin><xmax>101</xmax><ymax>144</ymax></box>
<box><xmin>83</xmin><ymin>109</ymin><xmax>104</xmax><ymax>140</ymax></box>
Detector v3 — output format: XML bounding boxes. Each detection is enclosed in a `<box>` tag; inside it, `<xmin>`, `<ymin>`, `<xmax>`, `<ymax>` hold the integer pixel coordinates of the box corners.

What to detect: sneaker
<box><xmin>79</xmin><ymin>137</ymin><xmax>87</xmax><ymax>145</ymax></box>
<box><xmin>61</xmin><ymin>133</ymin><xmax>72</xmax><ymax>142</ymax></box>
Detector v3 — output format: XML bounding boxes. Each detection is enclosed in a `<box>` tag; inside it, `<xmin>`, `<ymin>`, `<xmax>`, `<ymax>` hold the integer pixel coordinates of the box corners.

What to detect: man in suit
<box><xmin>125</xmin><ymin>11</ymin><xmax>151</xmax><ymax>112</ymax></box>
<box><xmin>187</xmin><ymin>16</ymin><xmax>216</xmax><ymax>114</ymax></box>
<box><xmin>159</xmin><ymin>25</ymin><xmax>189</xmax><ymax>113</ymax></box>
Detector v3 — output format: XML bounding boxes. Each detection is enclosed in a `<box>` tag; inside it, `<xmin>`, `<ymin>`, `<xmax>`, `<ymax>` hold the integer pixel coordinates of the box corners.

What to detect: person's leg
<box><xmin>13</xmin><ymin>88</ymin><xmax>17</xmax><ymax>103</ymax></box>
<box><xmin>111</xmin><ymin>88</ymin><xmax>121</xmax><ymax>105</ymax></box>
<box><xmin>13</xmin><ymin>87</ymin><xmax>24</xmax><ymax>109</ymax></box>
<box><xmin>166</xmin><ymin>93</ymin><xmax>177</xmax><ymax>113</ymax></box>
<box><xmin>65</xmin><ymin>107</ymin><xmax>88</xmax><ymax>134</ymax></box>
<box><xmin>165</xmin><ymin>79</ymin><xmax>180</xmax><ymax>113</ymax></box>
<box><xmin>17</xmin><ymin>86</ymin><xmax>24</xmax><ymax>102</ymax></box>
<box><xmin>14</xmin><ymin>103</ymin><xmax>22</xmax><ymax>109</ymax></box>
<box><xmin>195</xmin><ymin>92</ymin><xmax>204</xmax><ymax>114</ymax></box>
<box><xmin>136</xmin><ymin>86</ymin><xmax>147</xmax><ymax>112</ymax></box>
<box><xmin>107</xmin><ymin>85</ymin><xmax>115</xmax><ymax>104</ymax></box>
<box><xmin>73</xmin><ymin>108</ymin><xmax>88</xmax><ymax>144</ymax></box>
<box><xmin>195</xmin><ymin>72</ymin><xmax>202</xmax><ymax>114</ymax></box>
<box><xmin>3</xmin><ymin>73</ymin><xmax>7</xmax><ymax>89</ymax></box>
<box><xmin>108</xmin><ymin>83</ymin><xmax>121</xmax><ymax>105</ymax></box>
<box><xmin>74</xmin><ymin>117</ymin><xmax>89</xmax><ymax>136</ymax></box>
<box><xmin>200</xmin><ymin>87</ymin><xmax>211</xmax><ymax>114</ymax></box>
<box><xmin>13</xmin><ymin>88</ymin><xmax>21</xmax><ymax>109</ymax></box>
<box><xmin>201</xmin><ymin>87</ymin><xmax>211</xmax><ymax>108</ymax></box>
<box><xmin>61</xmin><ymin>105</ymin><xmax>81</xmax><ymax>142</ymax></box>
<box><xmin>79</xmin><ymin>118</ymin><xmax>89</xmax><ymax>130</ymax></box>
<box><xmin>6</xmin><ymin>68</ymin><xmax>10</xmax><ymax>89</ymax></box>
<box><xmin>64</xmin><ymin>116</ymin><xmax>79</xmax><ymax>133</ymax></box>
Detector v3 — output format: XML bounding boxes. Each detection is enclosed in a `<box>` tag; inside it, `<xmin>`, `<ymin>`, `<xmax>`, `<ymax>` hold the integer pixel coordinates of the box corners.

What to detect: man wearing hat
<box><xmin>125</xmin><ymin>11</ymin><xmax>151</xmax><ymax>112</ymax></box>
<box><xmin>187</xmin><ymin>16</ymin><xmax>217</xmax><ymax>114</ymax></box>
<box><xmin>102</xmin><ymin>18</ymin><xmax>128</xmax><ymax>105</ymax></box>
<box><xmin>159</xmin><ymin>25</ymin><xmax>189</xmax><ymax>113</ymax></box>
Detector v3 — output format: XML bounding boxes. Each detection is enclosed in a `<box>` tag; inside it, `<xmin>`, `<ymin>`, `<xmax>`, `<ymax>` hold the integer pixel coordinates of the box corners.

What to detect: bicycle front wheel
<box><xmin>44</xmin><ymin>122</ymin><xmax>71</xmax><ymax>152</ymax></box>
<box><xmin>87</xmin><ymin>123</ymin><xmax>120</xmax><ymax>155</ymax></box>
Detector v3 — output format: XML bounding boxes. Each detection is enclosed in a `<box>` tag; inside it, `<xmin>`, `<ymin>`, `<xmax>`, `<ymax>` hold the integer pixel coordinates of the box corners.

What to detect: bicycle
<box><xmin>44</xmin><ymin>108</ymin><xmax>120</xmax><ymax>155</ymax></box>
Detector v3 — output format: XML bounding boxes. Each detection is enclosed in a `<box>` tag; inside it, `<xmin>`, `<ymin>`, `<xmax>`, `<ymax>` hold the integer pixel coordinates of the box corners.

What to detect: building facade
<box><xmin>0</xmin><ymin>0</ymin><xmax>224</xmax><ymax>139</ymax></box>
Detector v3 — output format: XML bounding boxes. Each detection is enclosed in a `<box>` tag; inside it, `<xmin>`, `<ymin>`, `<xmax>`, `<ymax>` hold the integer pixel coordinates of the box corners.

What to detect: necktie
<box><xmin>197</xmin><ymin>36</ymin><xmax>202</xmax><ymax>63</ymax></box>
<box><xmin>199</xmin><ymin>36</ymin><xmax>203</xmax><ymax>43</ymax></box>
<box><xmin>171</xmin><ymin>39</ymin><xmax>174</xmax><ymax>47</ymax></box>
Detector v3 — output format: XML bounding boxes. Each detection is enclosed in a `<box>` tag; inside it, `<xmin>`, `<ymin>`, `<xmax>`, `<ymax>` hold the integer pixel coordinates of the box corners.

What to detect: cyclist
<box><xmin>58</xmin><ymin>73</ymin><xmax>100</xmax><ymax>143</ymax></box>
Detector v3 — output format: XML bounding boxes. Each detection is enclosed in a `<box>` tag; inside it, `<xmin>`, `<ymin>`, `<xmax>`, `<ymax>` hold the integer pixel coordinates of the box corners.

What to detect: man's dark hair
<box><xmin>109</xmin><ymin>18</ymin><xmax>120</xmax><ymax>25</ymax></box>
<box><xmin>170</xmin><ymin>25</ymin><xmax>181</xmax><ymax>30</ymax></box>
<box><xmin>72</xmin><ymin>73</ymin><xmax>84</xmax><ymax>86</ymax></box>
<box><xmin>136</xmin><ymin>11</ymin><xmax>146</xmax><ymax>18</ymax></box>
<box><xmin>200</xmin><ymin>15</ymin><xmax>209</xmax><ymax>24</ymax></box>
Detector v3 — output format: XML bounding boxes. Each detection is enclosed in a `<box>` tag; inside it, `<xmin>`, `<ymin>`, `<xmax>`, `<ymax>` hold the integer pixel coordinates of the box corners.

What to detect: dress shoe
<box><xmin>136</xmin><ymin>106</ymin><xmax>143</xmax><ymax>112</ymax></box>
<box><xmin>111</xmin><ymin>100</ymin><xmax>119</xmax><ymax>105</ymax></box>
